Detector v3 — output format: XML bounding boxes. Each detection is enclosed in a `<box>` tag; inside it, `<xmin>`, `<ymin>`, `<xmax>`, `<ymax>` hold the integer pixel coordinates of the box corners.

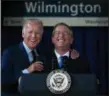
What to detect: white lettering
<box><xmin>25</xmin><ymin>2</ymin><xmax>37</xmax><ymax>13</ymax></box>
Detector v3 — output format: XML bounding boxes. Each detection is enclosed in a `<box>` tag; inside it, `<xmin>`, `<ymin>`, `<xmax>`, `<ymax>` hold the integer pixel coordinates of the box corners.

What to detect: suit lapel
<box><xmin>52</xmin><ymin>52</ymin><xmax>59</xmax><ymax>69</ymax></box>
<box><xmin>19</xmin><ymin>42</ymin><xmax>30</xmax><ymax>66</ymax></box>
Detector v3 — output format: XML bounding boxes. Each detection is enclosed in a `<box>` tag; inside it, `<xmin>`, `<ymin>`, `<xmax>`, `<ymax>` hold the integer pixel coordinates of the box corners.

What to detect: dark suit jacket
<box><xmin>1</xmin><ymin>42</ymin><xmax>46</xmax><ymax>95</ymax></box>
<box><xmin>46</xmin><ymin>51</ymin><xmax>91</xmax><ymax>74</ymax></box>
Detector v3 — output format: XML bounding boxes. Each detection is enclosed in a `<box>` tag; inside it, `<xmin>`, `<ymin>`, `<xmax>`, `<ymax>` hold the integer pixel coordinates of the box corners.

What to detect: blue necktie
<box><xmin>59</xmin><ymin>56</ymin><xmax>63</xmax><ymax>68</ymax></box>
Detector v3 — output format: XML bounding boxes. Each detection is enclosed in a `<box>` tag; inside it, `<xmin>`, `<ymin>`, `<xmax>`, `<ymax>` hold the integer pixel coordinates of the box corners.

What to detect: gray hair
<box><xmin>22</xmin><ymin>19</ymin><xmax>43</xmax><ymax>33</ymax></box>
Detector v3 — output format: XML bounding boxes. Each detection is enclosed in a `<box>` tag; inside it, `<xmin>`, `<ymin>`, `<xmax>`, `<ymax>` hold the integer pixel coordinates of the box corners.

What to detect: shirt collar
<box><xmin>23</xmin><ymin>41</ymin><xmax>39</xmax><ymax>56</ymax></box>
<box><xmin>54</xmin><ymin>50</ymin><xmax>70</xmax><ymax>59</ymax></box>
<box><xmin>23</xmin><ymin>41</ymin><xmax>32</xmax><ymax>55</ymax></box>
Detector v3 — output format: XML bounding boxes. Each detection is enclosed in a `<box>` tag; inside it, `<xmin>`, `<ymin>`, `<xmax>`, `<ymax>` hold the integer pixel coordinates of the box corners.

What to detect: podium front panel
<box><xmin>18</xmin><ymin>73</ymin><xmax>96</xmax><ymax>96</ymax></box>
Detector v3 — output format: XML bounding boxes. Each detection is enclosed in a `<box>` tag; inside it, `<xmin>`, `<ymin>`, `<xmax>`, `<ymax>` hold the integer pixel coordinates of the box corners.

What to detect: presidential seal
<box><xmin>46</xmin><ymin>69</ymin><xmax>71</xmax><ymax>94</ymax></box>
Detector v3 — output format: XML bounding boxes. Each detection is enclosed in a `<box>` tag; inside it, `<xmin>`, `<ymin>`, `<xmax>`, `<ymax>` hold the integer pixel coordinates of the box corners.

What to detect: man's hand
<box><xmin>27</xmin><ymin>61</ymin><xmax>44</xmax><ymax>73</ymax></box>
<box><xmin>71</xmin><ymin>49</ymin><xmax>79</xmax><ymax>59</ymax></box>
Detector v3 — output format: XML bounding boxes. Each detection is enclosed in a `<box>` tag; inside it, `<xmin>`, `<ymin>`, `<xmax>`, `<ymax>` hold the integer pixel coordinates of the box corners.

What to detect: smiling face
<box><xmin>22</xmin><ymin>20</ymin><xmax>43</xmax><ymax>49</ymax></box>
<box><xmin>52</xmin><ymin>24</ymin><xmax>73</xmax><ymax>50</ymax></box>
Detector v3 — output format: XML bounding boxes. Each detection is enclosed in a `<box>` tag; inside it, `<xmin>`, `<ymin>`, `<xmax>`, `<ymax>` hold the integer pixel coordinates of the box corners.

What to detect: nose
<box><xmin>31</xmin><ymin>32</ymin><xmax>36</xmax><ymax>38</ymax></box>
<box><xmin>59</xmin><ymin>33</ymin><xmax>64</xmax><ymax>37</ymax></box>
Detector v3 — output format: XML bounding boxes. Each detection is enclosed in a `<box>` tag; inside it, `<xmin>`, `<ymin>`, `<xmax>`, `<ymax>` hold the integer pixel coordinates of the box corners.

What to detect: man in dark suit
<box><xmin>1</xmin><ymin>19</ymin><xmax>45</xmax><ymax>95</ymax></box>
<box><xmin>2</xmin><ymin>19</ymin><xmax>80</xmax><ymax>96</ymax></box>
<box><xmin>47</xmin><ymin>22</ymin><xmax>90</xmax><ymax>73</ymax></box>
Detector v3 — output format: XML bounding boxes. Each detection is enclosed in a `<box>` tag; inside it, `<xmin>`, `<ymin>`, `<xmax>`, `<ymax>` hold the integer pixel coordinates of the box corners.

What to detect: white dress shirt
<box><xmin>22</xmin><ymin>41</ymin><xmax>38</xmax><ymax>74</ymax></box>
<box><xmin>54</xmin><ymin>50</ymin><xmax>70</xmax><ymax>64</ymax></box>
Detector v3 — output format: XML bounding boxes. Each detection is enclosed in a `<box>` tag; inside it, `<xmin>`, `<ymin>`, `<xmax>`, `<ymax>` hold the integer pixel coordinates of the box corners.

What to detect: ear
<box><xmin>52</xmin><ymin>36</ymin><xmax>55</xmax><ymax>44</ymax></box>
<box><xmin>22</xmin><ymin>31</ymin><xmax>24</xmax><ymax>38</ymax></box>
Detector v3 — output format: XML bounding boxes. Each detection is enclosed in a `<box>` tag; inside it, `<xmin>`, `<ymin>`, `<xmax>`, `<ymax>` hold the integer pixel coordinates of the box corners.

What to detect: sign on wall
<box><xmin>2</xmin><ymin>0</ymin><xmax>108</xmax><ymax>26</ymax></box>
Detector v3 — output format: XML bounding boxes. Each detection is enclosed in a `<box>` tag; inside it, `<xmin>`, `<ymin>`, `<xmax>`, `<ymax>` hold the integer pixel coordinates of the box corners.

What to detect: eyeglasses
<box><xmin>54</xmin><ymin>31</ymin><xmax>71</xmax><ymax>36</ymax></box>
